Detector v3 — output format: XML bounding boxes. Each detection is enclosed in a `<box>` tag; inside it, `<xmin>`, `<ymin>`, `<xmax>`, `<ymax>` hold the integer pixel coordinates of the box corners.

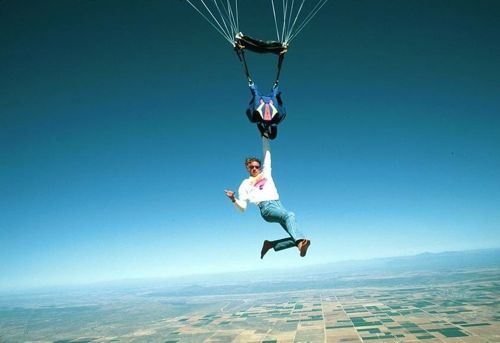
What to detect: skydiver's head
<box><xmin>245</xmin><ymin>157</ymin><xmax>261</xmax><ymax>177</ymax></box>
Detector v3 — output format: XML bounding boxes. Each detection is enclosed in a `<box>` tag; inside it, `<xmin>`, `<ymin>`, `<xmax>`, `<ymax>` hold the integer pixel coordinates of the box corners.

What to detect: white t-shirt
<box><xmin>234</xmin><ymin>137</ymin><xmax>279</xmax><ymax>212</ymax></box>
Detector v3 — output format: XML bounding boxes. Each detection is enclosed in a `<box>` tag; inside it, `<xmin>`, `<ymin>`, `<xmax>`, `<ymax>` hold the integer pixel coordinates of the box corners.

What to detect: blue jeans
<box><xmin>258</xmin><ymin>200</ymin><xmax>306</xmax><ymax>251</ymax></box>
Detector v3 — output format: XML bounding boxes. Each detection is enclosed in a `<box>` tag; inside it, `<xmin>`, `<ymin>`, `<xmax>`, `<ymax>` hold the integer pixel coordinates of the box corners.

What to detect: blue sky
<box><xmin>1</xmin><ymin>0</ymin><xmax>499</xmax><ymax>291</ymax></box>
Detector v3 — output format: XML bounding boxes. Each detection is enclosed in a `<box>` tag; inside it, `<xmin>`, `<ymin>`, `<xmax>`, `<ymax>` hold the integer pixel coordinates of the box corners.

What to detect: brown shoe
<box><xmin>298</xmin><ymin>239</ymin><xmax>311</xmax><ymax>257</ymax></box>
<box><xmin>261</xmin><ymin>240</ymin><xmax>273</xmax><ymax>259</ymax></box>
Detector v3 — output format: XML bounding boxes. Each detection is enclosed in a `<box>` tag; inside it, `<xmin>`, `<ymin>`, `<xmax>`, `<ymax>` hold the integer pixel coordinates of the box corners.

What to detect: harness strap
<box><xmin>273</xmin><ymin>53</ymin><xmax>285</xmax><ymax>88</ymax></box>
<box><xmin>236</xmin><ymin>47</ymin><xmax>286</xmax><ymax>87</ymax></box>
<box><xmin>235</xmin><ymin>48</ymin><xmax>253</xmax><ymax>85</ymax></box>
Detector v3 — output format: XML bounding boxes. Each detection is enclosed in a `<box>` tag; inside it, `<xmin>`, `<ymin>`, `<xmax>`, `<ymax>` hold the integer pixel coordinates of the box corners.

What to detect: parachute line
<box><xmin>217</xmin><ymin>0</ymin><xmax>239</xmax><ymax>39</ymax></box>
<box><xmin>225</xmin><ymin>0</ymin><xmax>237</xmax><ymax>37</ymax></box>
<box><xmin>211</xmin><ymin>0</ymin><xmax>234</xmax><ymax>43</ymax></box>
<box><xmin>287</xmin><ymin>0</ymin><xmax>328</xmax><ymax>43</ymax></box>
<box><xmin>198</xmin><ymin>0</ymin><xmax>233</xmax><ymax>42</ymax></box>
<box><xmin>271</xmin><ymin>0</ymin><xmax>281</xmax><ymax>42</ymax></box>
<box><xmin>285</xmin><ymin>0</ymin><xmax>296</xmax><ymax>43</ymax></box>
<box><xmin>185</xmin><ymin>0</ymin><xmax>327</xmax><ymax>47</ymax></box>
<box><xmin>284</xmin><ymin>0</ymin><xmax>306</xmax><ymax>44</ymax></box>
<box><xmin>281</xmin><ymin>0</ymin><xmax>288</xmax><ymax>44</ymax></box>
<box><xmin>185</xmin><ymin>0</ymin><xmax>236</xmax><ymax>46</ymax></box>
<box><xmin>235</xmin><ymin>0</ymin><xmax>239</xmax><ymax>29</ymax></box>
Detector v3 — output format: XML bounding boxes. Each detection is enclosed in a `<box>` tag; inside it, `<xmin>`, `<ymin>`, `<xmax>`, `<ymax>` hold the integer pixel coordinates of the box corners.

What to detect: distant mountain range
<box><xmin>145</xmin><ymin>248</ymin><xmax>500</xmax><ymax>297</ymax></box>
<box><xmin>4</xmin><ymin>248</ymin><xmax>498</xmax><ymax>297</ymax></box>
<box><xmin>206</xmin><ymin>248</ymin><xmax>500</xmax><ymax>283</ymax></box>
<box><xmin>306</xmin><ymin>247</ymin><xmax>500</xmax><ymax>274</ymax></box>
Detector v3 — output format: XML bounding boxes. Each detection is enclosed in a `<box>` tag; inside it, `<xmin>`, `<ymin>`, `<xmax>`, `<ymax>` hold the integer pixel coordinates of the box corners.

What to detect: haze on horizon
<box><xmin>1</xmin><ymin>0</ymin><xmax>499</xmax><ymax>291</ymax></box>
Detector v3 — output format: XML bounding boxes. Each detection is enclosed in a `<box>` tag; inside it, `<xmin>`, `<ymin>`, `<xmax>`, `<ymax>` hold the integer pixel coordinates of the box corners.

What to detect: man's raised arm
<box><xmin>262</xmin><ymin>136</ymin><xmax>272</xmax><ymax>174</ymax></box>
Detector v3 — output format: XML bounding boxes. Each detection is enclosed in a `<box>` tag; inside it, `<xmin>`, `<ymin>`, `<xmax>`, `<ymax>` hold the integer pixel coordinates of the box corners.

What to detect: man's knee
<box><xmin>283</xmin><ymin>211</ymin><xmax>295</xmax><ymax>222</ymax></box>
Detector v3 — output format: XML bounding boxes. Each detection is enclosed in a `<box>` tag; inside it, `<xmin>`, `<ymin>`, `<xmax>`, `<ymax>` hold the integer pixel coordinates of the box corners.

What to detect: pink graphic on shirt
<box><xmin>264</xmin><ymin>100</ymin><xmax>273</xmax><ymax>121</ymax></box>
<box><xmin>254</xmin><ymin>177</ymin><xmax>268</xmax><ymax>190</ymax></box>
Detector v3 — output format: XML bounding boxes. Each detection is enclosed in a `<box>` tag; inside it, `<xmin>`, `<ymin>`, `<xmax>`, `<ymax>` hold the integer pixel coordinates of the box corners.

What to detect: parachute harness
<box><xmin>185</xmin><ymin>1</ymin><xmax>329</xmax><ymax>139</ymax></box>
<box><xmin>235</xmin><ymin>37</ymin><xmax>286</xmax><ymax>88</ymax></box>
<box><xmin>234</xmin><ymin>33</ymin><xmax>288</xmax><ymax>139</ymax></box>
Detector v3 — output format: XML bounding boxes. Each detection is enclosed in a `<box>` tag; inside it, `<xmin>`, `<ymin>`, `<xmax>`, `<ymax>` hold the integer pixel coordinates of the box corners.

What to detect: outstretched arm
<box><xmin>224</xmin><ymin>189</ymin><xmax>247</xmax><ymax>212</ymax></box>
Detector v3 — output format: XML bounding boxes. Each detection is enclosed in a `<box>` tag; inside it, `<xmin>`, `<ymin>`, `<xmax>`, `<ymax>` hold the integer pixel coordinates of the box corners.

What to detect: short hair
<box><xmin>245</xmin><ymin>157</ymin><xmax>261</xmax><ymax>167</ymax></box>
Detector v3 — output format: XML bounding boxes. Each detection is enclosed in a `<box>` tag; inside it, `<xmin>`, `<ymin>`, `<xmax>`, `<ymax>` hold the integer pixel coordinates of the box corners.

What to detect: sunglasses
<box><xmin>248</xmin><ymin>165</ymin><xmax>261</xmax><ymax>170</ymax></box>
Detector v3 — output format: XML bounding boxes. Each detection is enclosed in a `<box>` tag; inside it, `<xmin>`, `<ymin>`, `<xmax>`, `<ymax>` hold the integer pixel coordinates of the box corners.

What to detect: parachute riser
<box><xmin>235</xmin><ymin>48</ymin><xmax>253</xmax><ymax>85</ymax></box>
<box><xmin>235</xmin><ymin>47</ymin><xmax>285</xmax><ymax>89</ymax></box>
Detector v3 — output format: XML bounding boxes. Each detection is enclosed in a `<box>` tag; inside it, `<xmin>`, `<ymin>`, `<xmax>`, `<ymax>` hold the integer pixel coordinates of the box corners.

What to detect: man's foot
<box><xmin>298</xmin><ymin>239</ymin><xmax>311</xmax><ymax>257</ymax></box>
<box><xmin>261</xmin><ymin>240</ymin><xmax>273</xmax><ymax>259</ymax></box>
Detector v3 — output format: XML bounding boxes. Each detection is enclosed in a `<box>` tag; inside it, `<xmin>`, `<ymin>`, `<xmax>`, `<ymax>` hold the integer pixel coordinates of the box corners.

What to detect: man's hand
<box><xmin>224</xmin><ymin>190</ymin><xmax>236</xmax><ymax>202</ymax></box>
